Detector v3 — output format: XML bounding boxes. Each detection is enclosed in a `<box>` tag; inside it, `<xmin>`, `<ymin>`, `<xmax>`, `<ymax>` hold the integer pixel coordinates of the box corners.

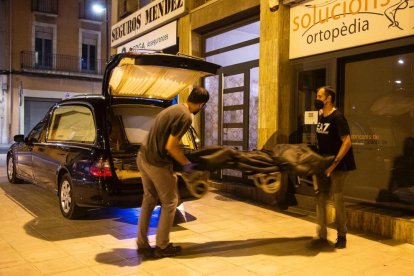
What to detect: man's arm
<box><xmin>325</xmin><ymin>134</ymin><xmax>352</xmax><ymax>176</ymax></box>
<box><xmin>165</xmin><ymin>134</ymin><xmax>191</xmax><ymax>166</ymax></box>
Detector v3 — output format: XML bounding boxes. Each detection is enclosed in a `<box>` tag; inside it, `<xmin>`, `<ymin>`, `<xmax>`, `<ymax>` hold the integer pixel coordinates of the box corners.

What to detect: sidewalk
<box><xmin>1</xmin><ymin>162</ymin><xmax>414</xmax><ymax>275</ymax></box>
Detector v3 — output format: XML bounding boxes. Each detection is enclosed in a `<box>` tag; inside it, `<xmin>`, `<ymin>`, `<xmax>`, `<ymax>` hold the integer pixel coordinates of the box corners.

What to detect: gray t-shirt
<box><xmin>141</xmin><ymin>104</ymin><xmax>192</xmax><ymax>166</ymax></box>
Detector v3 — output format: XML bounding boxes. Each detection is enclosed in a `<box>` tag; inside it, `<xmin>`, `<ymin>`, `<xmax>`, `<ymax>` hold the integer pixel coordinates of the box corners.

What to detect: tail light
<box><xmin>90</xmin><ymin>160</ymin><xmax>112</xmax><ymax>177</ymax></box>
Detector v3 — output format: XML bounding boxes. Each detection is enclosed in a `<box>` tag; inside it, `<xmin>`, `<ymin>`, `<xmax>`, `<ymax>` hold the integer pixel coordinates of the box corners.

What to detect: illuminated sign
<box><xmin>111</xmin><ymin>0</ymin><xmax>185</xmax><ymax>47</ymax></box>
<box><xmin>289</xmin><ymin>0</ymin><xmax>414</xmax><ymax>59</ymax></box>
<box><xmin>116</xmin><ymin>21</ymin><xmax>176</xmax><ymax>53</ymax></box>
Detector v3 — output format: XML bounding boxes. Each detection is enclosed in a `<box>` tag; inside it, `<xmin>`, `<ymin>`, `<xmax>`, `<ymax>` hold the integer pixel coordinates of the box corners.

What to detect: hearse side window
<box><xmin>27</xmin><ymin>121</ymin><xmax>46</xmax><ymax>142</ymax></box>
<box><xmin>47</xmin><ymin>105</ymin><xmax>96</xmax><ymax>143</ymax></box>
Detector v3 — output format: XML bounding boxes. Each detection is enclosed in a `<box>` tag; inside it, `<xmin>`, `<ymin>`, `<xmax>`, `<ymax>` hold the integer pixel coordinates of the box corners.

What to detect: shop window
<box><xmin>342</xmin><ymin>49</ymin><xmax>414</xmax><ymax>207</ymax></box>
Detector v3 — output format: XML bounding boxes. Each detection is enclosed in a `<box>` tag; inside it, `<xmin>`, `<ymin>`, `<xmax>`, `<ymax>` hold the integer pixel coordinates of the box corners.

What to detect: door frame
<box><xmin>205</xmin><ymin>59</ymin><xmax>259</xmax><ymax>183</ymax></box>
<box><xmin>218</xmin><ymin>60</ymin><xmax>259</xmax><ymax>150</ymax></box>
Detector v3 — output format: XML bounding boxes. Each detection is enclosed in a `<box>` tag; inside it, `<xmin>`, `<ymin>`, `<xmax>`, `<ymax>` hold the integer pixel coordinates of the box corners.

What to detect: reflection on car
<box><xmin>6</xmin><ymin>53</ymin><xmax>220</xmax><ymax>219</ymax></box>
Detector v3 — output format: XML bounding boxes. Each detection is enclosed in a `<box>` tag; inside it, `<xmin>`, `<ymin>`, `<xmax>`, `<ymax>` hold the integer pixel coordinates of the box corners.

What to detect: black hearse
<box><xmin>7</xmin><ymin>53</ymin><xmax>220</xmax><ymax>219</ymax></box>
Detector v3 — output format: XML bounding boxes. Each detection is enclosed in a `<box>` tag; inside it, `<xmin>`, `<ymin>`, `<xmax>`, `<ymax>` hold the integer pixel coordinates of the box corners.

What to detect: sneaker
<box><xmin>335</xmin><ymin>235</ymin><xmax>347</xmax><ymax>249</ymax></box>
<box><xmin>154</xmin><ymin>243</ymin><xmax>182</xmax><ymax>258</ymax></box>
<box><xmin>137</xmin><ymin>247</ymin><xmax>155</xmax><ymax>258</ymax></box>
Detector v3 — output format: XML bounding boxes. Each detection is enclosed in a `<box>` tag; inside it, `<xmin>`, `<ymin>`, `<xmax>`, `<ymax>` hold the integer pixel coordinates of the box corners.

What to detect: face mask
<box><xmin>314</xmin><ymin>99</ymin><xmax>324</xmax><ymax>110</ymax></box>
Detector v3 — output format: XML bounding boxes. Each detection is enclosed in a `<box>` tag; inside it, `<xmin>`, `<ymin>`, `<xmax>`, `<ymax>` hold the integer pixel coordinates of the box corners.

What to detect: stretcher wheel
<box><xmin>252</xmin><ymin>172</ymin><xmax>282</xmax><ymax>194</ymax></box>
<box><xmin>180</xmin><ymin>171</ymin><xmax>210</xmax><ymax>198</ymax></box>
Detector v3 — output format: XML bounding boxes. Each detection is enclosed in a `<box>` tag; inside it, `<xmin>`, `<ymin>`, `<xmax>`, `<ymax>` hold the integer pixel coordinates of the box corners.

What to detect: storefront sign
<box><xmin>116</xmin><ymin>21</ymin><xmax>176</xmax><ymax>53</ymax></box>
<box><xmin>111</xmin><ymin>0</ymin><xmax>185</xmax><ymax>47</ymax></box>
<box><xmin>289</xmin><ymin>0</ymin><xmax>414</xmax><ymax>59</ymax></box>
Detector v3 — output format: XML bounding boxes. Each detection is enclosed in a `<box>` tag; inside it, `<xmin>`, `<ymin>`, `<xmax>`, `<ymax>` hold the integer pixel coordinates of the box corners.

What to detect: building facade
<box><xmin>110</xmin><ymin>0</ymin><xmax>291</xmax><ymax>185</ymax></box>
<box><xmin>3</xmin><ymin>0</ymin><xmax>412</xmax><ymax>213</ymax></box>
<box><xmin>110</xmin><ymin>0</ymin><xmax>414</xmax><ymax>212</ymax></box>
<box><xmin>0</xmin><ymin>0</ymin><xmax>109</xmax><ymax>144</ymax></box>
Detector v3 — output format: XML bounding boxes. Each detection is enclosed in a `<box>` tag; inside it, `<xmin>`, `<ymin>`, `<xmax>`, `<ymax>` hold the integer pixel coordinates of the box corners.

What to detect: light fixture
<box><xmin>91</xmin><ymin>2</ymin><xmax>110</xmax><ymax>61</ymax></box>
<box><xmin>398</xmin><ymin>59</ymin><xmax>404</xmax><ymax>64</ymax></box>
<box><xmin>92</xmin><ymin>3</ymin><xmax>105</xmax><ymax>14</ymax></box>
<box><xmin>395</xmin><ymin>80</ymin><xmax>402</xmax><ymax>84</ymax></box>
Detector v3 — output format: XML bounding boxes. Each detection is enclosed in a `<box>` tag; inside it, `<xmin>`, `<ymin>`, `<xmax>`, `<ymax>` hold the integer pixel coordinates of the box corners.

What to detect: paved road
<box><xmin>1</xmin><ymin>164</ymin><xmax>414</xmax><ymax>275</ymax></box>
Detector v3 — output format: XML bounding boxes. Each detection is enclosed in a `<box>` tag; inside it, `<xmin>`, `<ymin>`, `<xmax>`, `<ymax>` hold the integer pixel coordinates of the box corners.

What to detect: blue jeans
<box><xmin>316</xmin><ymin>171</ymin><xmax>348</xmax><ymax>239</ymax></box>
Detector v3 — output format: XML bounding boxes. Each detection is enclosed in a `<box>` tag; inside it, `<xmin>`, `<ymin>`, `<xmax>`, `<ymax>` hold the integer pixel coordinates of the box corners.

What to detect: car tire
<box><xmin>7</xmin><ymin>155</ymin><xmax>23</xmax><ymax>184</ymax></box>
<box><xmin>59</xmin><ymin>173</ymin><xmax>85</xmax><ymax>219</ymax></box>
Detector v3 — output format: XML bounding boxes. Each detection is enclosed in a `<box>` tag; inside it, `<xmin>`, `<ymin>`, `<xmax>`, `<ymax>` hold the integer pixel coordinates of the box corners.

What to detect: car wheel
<box><xmin>7</xmin><ymin>155</ymin><xmax>23</xmax><ymax>184</ymax></box>
<box><xmin>59</xmin><ymin>174</ymin><xmax>85</xmax><ymax>219</ymax></box>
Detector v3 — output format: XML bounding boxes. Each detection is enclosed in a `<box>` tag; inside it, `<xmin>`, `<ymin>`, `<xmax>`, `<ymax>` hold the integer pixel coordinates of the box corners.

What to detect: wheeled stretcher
<box><xmin>178</xmin><ymin>144</ymin><xmax>335</xmax><ymax>198</ymax></box>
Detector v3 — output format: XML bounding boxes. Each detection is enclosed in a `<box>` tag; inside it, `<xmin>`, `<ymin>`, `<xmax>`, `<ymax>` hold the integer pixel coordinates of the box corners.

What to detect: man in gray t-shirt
<box><xmin>142</xmin><ymin>104</ymin><xmax>192</xmax><ymax>167</ymax></box>
<box><xmin>136</xmin><ymin>86</ymin><xmax>209</xmax><ymax>258</ymax></box>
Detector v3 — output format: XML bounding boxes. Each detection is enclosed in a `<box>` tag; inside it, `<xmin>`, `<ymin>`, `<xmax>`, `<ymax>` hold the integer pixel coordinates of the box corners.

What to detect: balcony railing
<box><xmin>21</xmin><ymin>51</ymin><xmax>105</xmax><ymax>76</ymax></box>
<box><xmin>31</xmin><ymin>0</ymin><xmax>58</xmax><ymax>14</ymax></box>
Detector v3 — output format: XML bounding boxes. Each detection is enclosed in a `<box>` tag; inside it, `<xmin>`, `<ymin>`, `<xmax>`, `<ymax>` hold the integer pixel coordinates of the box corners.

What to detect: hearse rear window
<box><xmin>47</xmin><ymin>105</ymin><xmax>96</xmax><ymax>143</ymax></box>
<box><xmin>111</xmin><ymin>105</ymin><xmax>161</xmax><ymax>145</ymax></box>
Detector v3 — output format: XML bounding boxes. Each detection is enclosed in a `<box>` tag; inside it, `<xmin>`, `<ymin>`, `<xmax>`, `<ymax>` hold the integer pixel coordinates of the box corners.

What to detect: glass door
<box><xmin>203</xmin><ymin>20</ymin><xmax>260</xmax><ymax>183</ymax></box>
<box><xmin>204</xmin><ymin>61</ymin><xmax>259</xmax><ymax>183</ymax></box>
<box><xmin>294</xmin><ymin>68</ymin><xmax>326</xmax><ymax>195</ymax></box>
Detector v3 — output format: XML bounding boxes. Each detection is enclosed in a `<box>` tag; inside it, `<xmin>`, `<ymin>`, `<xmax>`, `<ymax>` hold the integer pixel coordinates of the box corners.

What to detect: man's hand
<box><xmin>325</xmin><ymin>164</ymin><xmax>335</xmax><ymax>177</ymax></box>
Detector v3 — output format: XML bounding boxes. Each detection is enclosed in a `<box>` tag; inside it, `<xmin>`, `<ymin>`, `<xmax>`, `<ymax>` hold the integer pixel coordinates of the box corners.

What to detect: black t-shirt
<box><xmin>316</xmin><ymin>110</ymin><xmax>356</xmax><ymax>171</ymax></box>
<box><xmin>141</xmin><ymin>104</ymin><xmax>192</xmax><ymax>166</ymax></box>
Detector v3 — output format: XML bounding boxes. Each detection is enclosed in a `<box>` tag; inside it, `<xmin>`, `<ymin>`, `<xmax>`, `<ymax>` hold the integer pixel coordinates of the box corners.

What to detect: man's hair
<box><xmin>319</xmin><ymin>86</ymin><xmax>336</xmax><ymax>104</ymax></box>
<box><xmin>187</xmin><ymin>86</ymin><xmax>209</xmax><ymax>104</ymax></box>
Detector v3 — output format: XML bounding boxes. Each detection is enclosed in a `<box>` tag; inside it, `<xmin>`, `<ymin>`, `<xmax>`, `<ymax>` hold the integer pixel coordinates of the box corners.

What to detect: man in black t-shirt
<box><xmin>312</xmin><ymin>86</ymin><xmax>356</xmax><ymax>249</ymax></box>
<box><xmin>136</xmin><ymin>86</ymin><xmax>209</xmax><ymax>258</ymax></box>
